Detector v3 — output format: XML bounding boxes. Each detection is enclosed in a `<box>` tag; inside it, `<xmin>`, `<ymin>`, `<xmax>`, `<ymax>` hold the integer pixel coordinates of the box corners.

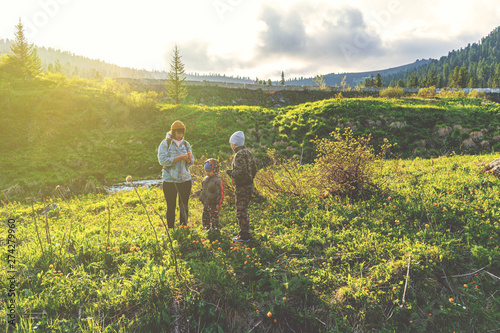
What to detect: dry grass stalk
<box><xmin>29</xmin><ymin>199</ymin><xmax>45</xmax><ymax>255</ymax></box>
<box><xmin>127</xmin><ymin>176</ymin><xmax>163</xmax><ymax>265</ymax></box>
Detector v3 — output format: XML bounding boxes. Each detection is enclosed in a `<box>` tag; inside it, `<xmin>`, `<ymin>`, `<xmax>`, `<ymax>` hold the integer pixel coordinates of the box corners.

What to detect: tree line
<box><xmin>383</xmin><ymin>26</ymin><xmax>500</xmax><ymax>89</ymax></box>
<box><xmin>3</xmin><ymin>20</ymin><xmax>500</xmax><ymax>90</ymax></box>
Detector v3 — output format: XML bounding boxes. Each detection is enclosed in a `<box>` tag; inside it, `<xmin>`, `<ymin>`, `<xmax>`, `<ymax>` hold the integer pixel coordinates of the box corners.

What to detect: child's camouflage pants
<box><xmin>235</xmin><ymin>184</ymin><xmax>253</xmax><ymax>239</ymax></box>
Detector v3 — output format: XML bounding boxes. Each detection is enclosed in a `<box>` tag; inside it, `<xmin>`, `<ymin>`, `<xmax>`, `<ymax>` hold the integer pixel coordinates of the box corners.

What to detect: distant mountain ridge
<box><xmin>286</xmin><ymin>59</ymin><xmax>433</xmax><ymax>87</ymax></box>
<box><xmin>0</xmin><ymin>38</ymin><xmax>254</xmax><ymax>83</ymax></box>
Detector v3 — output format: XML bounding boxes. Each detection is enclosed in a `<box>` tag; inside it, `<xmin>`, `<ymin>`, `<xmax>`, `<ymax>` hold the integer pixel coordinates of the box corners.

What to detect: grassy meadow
<box><xmin>1</xmin><ymin>73</ymin><xmax>499</xmax><ymax>332</ymax></box>
<box><xmin>1</xmin><ymin>153</ymin><xmax>499</xmax><ymax>332</ymax></box>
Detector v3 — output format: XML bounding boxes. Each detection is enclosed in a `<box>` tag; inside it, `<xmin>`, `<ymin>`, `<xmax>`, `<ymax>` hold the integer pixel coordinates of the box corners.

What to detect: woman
<box><xmin>158</xmin><ymin>120</ymin><xmax>194</xmax><ymax>228</ymax></box>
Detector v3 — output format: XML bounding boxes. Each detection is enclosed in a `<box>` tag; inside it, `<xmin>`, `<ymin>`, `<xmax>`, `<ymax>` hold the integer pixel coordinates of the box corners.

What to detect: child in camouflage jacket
<box><xmin>227</xmin><ymin>131</ymin><xmax>257</xmax><ymax>242</ymax></box>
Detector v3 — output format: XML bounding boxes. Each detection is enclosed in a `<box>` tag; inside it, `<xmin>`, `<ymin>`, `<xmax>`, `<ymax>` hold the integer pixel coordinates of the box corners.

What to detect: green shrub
<box><xmin>418</xmin><ymin>86</ymin><xmax>437</xmax><ymax>98</ymax></box>
<box><xmin>379</xmin><ymin>87</ymin><xmax>404</xmax><ymax>98</ymax></box>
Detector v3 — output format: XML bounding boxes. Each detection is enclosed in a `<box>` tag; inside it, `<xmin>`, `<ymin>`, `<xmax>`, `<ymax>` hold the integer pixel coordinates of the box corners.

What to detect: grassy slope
<box><xmin>2</xmin><ymin>74</ymin><xmax>500</xmax><ymax>202</ymax></box>
<box><xmin>0</xmin><ymin>154</ymin><xmax>499</xmax><ymax>332</ymax></box>
<box><xmin>1</xmin><ymin>74</ymin><xmax>499</xmax><ymax>331</ymax></box>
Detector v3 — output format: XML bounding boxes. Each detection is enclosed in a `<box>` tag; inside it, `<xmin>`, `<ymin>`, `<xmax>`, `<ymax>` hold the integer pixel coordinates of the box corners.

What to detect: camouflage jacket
<box><xmin>230</xmin><ymin>146</ymin><xmax>257</xmax><ymax>187</ymax></box>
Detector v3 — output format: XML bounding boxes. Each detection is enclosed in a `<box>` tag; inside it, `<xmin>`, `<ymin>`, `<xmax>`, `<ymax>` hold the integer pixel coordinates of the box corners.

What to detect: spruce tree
<box><xmin>6</xmin><ymin>19</ymin><xmax>42</xmax><ymax>78</ymax></box>
<box><xmin>427</xmin><ymin>70</ymin><xmax>437</xmax><ymax>87</ymax></box>
<box><xmin>375</xmin><ymin>73</ymin><xmax>383</xmax><ymax>87</ymax></box>
<box><xmin>165</xmin><ymin>46</ymin><xmax>188</xmax><ymax>104</ymax></box>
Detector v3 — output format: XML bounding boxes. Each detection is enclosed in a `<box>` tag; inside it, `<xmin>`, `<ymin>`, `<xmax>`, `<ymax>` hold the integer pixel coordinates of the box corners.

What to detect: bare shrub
<box><xmin>256</xmin><ymin>130</ymin><xmax>393</xmax><ymax>199</ymax></box>
<box><xmin>254</xmin><ymin>149</ymin><xmax>314</xmax><ymax>198</ymax></box>
<box><xmin>311</xmin><ymin>128</ymin><xmax>389</xmax><ymax>198</ymax></box>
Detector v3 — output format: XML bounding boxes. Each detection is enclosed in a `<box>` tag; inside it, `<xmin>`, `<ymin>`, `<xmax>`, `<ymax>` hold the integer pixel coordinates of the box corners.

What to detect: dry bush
<box><xmin>254</xmin><ymin>149</ymin><xmax>314</xmax><ymax>198</ymax></box>
<box><xmin>255</xmin><ymin>130</ymin><xmax>392</xmax><ymax>199</ymax></box>
<box><xmin>312</xmin><ymin>128</ymin><xmax>381</xmax><ymax>198</ymax></box>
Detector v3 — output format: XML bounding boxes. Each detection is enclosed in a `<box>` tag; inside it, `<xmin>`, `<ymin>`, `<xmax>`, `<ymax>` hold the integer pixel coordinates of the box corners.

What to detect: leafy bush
<box><xmin>418</xmin><ymin>86</ymin><xmax>437</xmax><ymax>98</ymax></box>
<box><xmin>379</xmin><ymin>87</ymin><xmax>404</xmax><ymax>98</ymax></box>
<box><xmin>438</xmin><ymin>88</ymin><xmax>467</xmax><ymax>98</ymax></box>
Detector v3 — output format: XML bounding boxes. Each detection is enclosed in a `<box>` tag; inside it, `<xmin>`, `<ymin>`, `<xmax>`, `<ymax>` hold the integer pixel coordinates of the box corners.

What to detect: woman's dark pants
<box><xmin>162</xmin><ymin>181</ymin><xmax>192</xmax><ymax>228</ymax></box>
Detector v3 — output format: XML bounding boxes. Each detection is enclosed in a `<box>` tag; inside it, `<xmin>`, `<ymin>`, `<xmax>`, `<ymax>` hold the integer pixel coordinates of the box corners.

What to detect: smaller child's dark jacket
<box><xmin>195</xmin><ymin>174</ymin><xmax>223</xmax><ymax>206</ymax></box>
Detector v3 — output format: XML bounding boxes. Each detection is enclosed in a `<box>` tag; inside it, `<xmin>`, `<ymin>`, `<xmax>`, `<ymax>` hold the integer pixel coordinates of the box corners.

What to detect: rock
<box><xmin>481</xmin><ymin>157</ymin><xmax>500</xmax><ymax>178</ymax></box>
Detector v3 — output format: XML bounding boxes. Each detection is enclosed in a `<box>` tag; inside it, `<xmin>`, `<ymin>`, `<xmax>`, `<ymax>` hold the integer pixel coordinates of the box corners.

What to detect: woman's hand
<box><xmin>216</xmin><ymin>204</ymin><xmax>222</xmax><ymax>211</ymax></box>
<box><xmin>173</xmin><ymin>154</ymin><xmax>189</xmax><ymax>163</ymax></box>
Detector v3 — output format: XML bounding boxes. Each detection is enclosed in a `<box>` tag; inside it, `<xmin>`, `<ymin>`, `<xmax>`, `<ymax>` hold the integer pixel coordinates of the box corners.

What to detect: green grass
<box><xmin>3</xmin><ymin>72</ymin><xmax>500</xmax><ymax>202</ymax></box>
<box><xmin>1</xmin><ymin>73</ymin><xmax>499</xmax><ymax>331</ymax></box>
<box><xmin>1</xmin><ymin>153</ymin><xmax>499</xmax><ymax>332</ymax></box>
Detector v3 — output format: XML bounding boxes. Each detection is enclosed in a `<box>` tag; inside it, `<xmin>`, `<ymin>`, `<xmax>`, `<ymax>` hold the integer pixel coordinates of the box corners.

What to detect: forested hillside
<box><xmin>384</xmin><ymin>26</ymin><xmax>500</xmax><ymax>88</ymax></box>
<box><xmin>3</xmin><ymin>25</ymin><xmax>500</xmax><ymax>88</ymax></box>
<box><xmin>0</xmin><ymin>39</ymin><xmax>252</xmax><ymax>83</ymax></box>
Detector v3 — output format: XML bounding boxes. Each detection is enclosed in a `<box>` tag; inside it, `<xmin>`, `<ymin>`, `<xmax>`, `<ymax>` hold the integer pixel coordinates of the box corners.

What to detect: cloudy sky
<box><xmin>0</xmin><ymin>0</ymin><xmax>499</xmax><ymax>80</ymax></box>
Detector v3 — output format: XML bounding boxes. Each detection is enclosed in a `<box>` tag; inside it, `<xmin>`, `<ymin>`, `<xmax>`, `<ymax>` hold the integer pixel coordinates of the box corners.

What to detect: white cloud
<box><xmin>0</xmin><ymin>0</ymin><xmax>498</xmax><ymax>79</ymax></box>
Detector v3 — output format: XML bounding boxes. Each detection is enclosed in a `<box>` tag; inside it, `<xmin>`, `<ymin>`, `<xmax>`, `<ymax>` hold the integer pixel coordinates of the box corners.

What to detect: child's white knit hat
<box><xmin>230</xmin><ymin>131</ymin><xmax>245</xmax><ymax>146</ymax></box>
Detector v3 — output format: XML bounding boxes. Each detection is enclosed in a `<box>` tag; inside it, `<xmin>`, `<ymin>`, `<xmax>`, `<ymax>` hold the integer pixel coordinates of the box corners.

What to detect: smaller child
<box><xmin>190</xmin><ymin>158</ymin><xmax>224</xmax><ymax>231</ymax></box>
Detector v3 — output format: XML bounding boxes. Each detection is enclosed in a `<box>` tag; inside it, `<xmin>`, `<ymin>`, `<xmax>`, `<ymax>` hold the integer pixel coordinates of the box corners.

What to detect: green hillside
<box><xmin>2</xmin><ymin>72</ymin><xmax>500</xmax><ymax>200</ymax></box>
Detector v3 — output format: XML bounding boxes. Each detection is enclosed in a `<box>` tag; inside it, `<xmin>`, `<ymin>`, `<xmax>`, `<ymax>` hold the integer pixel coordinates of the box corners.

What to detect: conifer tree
<box><xmin>5</xmin><ymin>19</ymin><xmax>42</xmax><ymax>78</ymax></box>
<box><xmin>407</xmin><ymin>74</ymin><xmax>419</xmax><ymax>88</ymax></box>
<box><xmin>165</xmin><ymin>45</ymin><xmax>188</xmax><ymax>104</ymax></box>
<box><xmin>426</xmin><ymin>70</ymin><xmax>437</xmax><ymax>87</ymax></box>
<box><xmin>281</xmin><ymin>71</ymin><xmax>285</xmax><ymax>85</ymax></box>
